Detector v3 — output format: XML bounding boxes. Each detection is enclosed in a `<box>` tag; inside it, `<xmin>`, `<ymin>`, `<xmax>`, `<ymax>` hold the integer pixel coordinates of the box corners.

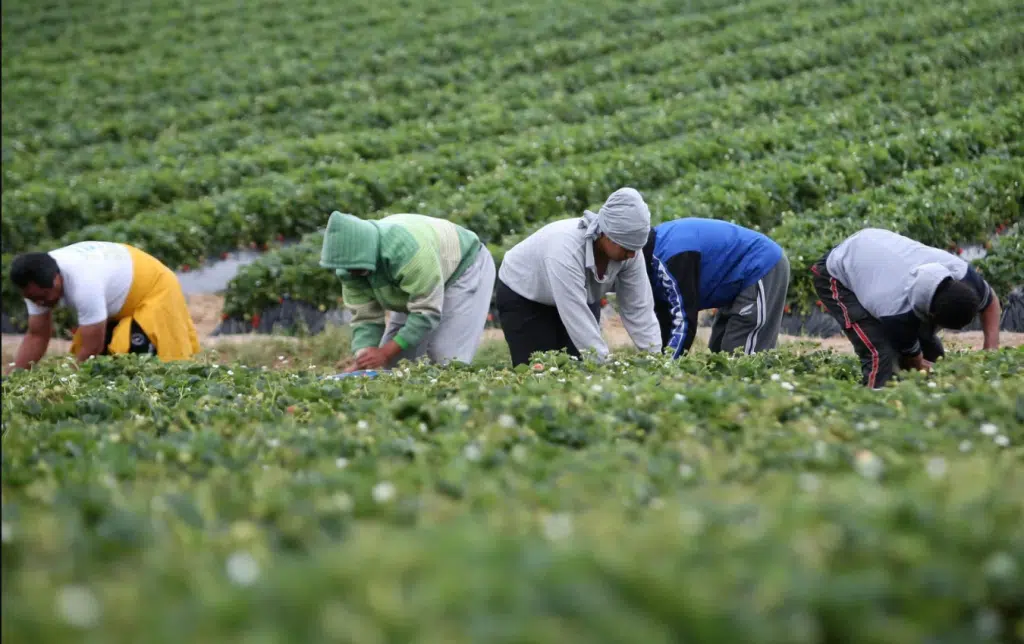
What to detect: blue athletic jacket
<box><xmin>642</xmin><ymin>218</ymin><xmax>784</xmax><ymax>357</ymax></box>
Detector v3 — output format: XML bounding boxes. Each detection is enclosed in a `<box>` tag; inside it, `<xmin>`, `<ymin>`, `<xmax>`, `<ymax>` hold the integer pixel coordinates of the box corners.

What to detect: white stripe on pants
<box><xmin>379</xmin><ymin>246</ymin><xmax>496</xmax><ymax>367</ymax></box>
<box><xmin>745</xmin><ymin>279</ymin><xmax>766</xmax><ymax>354</ymax></box>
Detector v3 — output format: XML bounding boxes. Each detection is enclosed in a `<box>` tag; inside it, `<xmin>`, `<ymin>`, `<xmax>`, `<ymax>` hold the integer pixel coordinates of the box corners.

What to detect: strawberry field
<box><xmin>3</xmin><ymin>0</ymin><xmax>1024</xmax><ymax>640</ymax></box>
<box><xmin>2</xmin><ymin>0</ymin><xmax>1023</xmax><ymax>330</ymax></box>
<box><xmin>3</xmin><ymin>348</ymin><xmax>1024</xmax><ymax>642</ymax></box>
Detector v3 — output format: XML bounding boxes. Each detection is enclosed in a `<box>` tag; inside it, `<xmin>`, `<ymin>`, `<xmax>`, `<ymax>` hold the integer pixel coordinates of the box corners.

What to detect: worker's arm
<box><xmin>8</xmin><ymin>312</ymin><xmax>53</xmax><ymax>373</ymax></box>
<box><xmin>74</xmin><ymin>321</ymin><xmax>108</xmax><ymax>363</ymax></box>
<box><xmin>960</xmin><ymin>266</ymin><xmax>999</xmax><ymax>350</ymax></box>
<box><xmin>978</xmin><ymin>290</ymin><xmax>1001</xmax><ymax>350</ymax></box>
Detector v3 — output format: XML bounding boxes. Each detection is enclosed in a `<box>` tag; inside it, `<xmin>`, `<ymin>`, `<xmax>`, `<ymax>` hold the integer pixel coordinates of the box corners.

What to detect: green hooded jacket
<box><xmin>319</xmin><ymin>212</ymin><xmax>481</xmax><ymax>353</ymax></box>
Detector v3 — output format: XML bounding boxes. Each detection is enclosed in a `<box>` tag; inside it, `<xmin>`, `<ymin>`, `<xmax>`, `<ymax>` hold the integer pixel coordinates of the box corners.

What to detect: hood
<box><xmin>319</xmin><ymin>211</ymin><xmax>380</xmax><ymax>278</ymax></box>
<box><xmin>907</xmin><ymin>262</ymin><xmax>954</xmax><ymax>320</ymax></box>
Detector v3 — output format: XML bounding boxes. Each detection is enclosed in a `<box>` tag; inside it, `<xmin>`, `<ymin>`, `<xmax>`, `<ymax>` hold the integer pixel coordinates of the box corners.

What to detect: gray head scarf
<box><xmin>579</xmin><ymin>187</ymin><xmax>652</xmax><ymax>251</ymax></box>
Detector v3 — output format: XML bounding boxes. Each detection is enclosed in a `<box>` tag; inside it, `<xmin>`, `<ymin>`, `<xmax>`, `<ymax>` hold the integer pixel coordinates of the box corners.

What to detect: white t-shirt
<box><xmin>25</xmin><ymin>242</ymin><xmax>134</xmax><ymax>326</ymax></box>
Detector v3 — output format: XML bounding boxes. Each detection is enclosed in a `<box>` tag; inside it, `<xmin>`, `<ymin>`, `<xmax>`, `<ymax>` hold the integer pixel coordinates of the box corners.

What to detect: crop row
<box><xmin>5</xmin><ymin>76</ymin><xmax>1019</xmax><ymax>326</ymax></box>
<box><xmin>2</xmin><ymin>0</ymin><xmax>752</xmax><ymax>89</ymax></box>
<box><xmin>4</xmin><ymin>41</ymin><xmax>1017</xmax><ymax>271</ymax></box>
<box><xmin>4</xmin><ymin>20</ymin><xmax>1017</xmax><ymax>242</ymax></box>
<box><xmin>213</xmin><ymin>151</ymin><xmax>1022</xmax><ymax>327</ymax></box>
<box><xmin>4</xmin><ymin>0</ymin><xmax>1007</xmax><ymax>156</ymax></box>
<box><xmin>2</xmin><ymin>345</ymin><xmax>1022</xmax><ymax>642</ymax></box>
<box><xmin>0</xmin><ymin>0</ymin><xmax>852</xmax><ymax>150</ymax></box>
<box><xmin>1</xmin><ymin>0</ymin><xmax>511</xmax><ymax>64</ymax></box>
<box><xmin>5</xmin><ymin>88</ymin><xmax>1018</xmax><ymax>328</ymax></box>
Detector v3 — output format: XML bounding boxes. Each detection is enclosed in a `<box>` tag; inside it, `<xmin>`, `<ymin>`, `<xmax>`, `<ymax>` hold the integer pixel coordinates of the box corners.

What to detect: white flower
<box><xmin>678</xmin><ymin>464</ymin><xmax>694</xmax><ymax>478</ymax></box>
<box><xmin>674</xmin><ymin>393</ymin><xmax>686</xmax><ymax>402</ymax></box>
<box><xmin>498</xmin><ymin>414</ymin><xmax>516</xmax><ymax>428</ymax></box>
<box><xmin>927</xmin><ymin>381</ymin><xmax>937</xmax><ymax>388</ymax></box>
<box><xmin>356</xmin><ymin>420</ymin><xmax>369</xmax><ymax>431</ymax></box>
<box><xmin>974</xmin><ymin>608</ymin><xmax>1002</xmax><ymax>639</ymax></box>
<box><xmin>227</xmin><ymin>370</ymin><xmax>234</xmax><ymax>376</ymax></box>
<box><xmin>56</xmin><ymin>585</ymin><xmax>101</xmax><ymax>628</ymax></box>
<box><xmin>541</xmin><ymin>513</ymin><xmax>573</xmax><ymax>541</ymax></box>
<box><xmin>335</xmin><ymin>457</ymin><xmax>349</xmax><ymax>469</ymax></box>
<box><xmin>226</xmin><ymin>552</ymin><xmax>260</xmax><ymax>586</ymax></box>
<box><xmin>591</xmin><ymin>384</ymin><xmax>603</xmax><ymax>393</ymax></box>
<box><xmin>959</xmin><ymin>440</ymin><xmax>973</xmax><ymax>452</ymax></box>
<box><xmin>372</xmin><ymin>482</ymin><xmax>396</xmax><ymax>503</ymax></box>
<box><xmin>418</xmin><ymin>422</ymin><xmax>428</xmax><ymax>434</ymax></box>
<box><xmin>770</xmin><ymin>373</ymin><xmax>781</xmax><ymax>382</ymax></box>
<box><xmin>994</xmin><ymin>435</ymin><xmax>1010</xmax><ymax>447</ymax></box>
<box><xmin>926</xmin><ymin>457</ymin><xmax>947</xmax><ymax>480</ymax></box>
<box><xmin>854</xmin><ymin>450</ymin><xmax>883</xmax><ymax>480</ymax></box>
<box><xmin>781</xmin><ymin>382</ymin><xmax>795</xmax><ymax>391</ymax></box>
<box><xmin>266</xmin><ymin>439</ymin><xmax>280</xmax><ymax>448</ymax></box>
<box><xmin>983</xmin><ymin>551</ymin><xmax>1017</xmax><ymax>580</ymax></box>
<box><xmin>464</xmin><ymin>444</ymin><xmax>482</xmax><ymax>462</ymax></box>
<box><xmin>980</xmin><ymin>423</ymin><xmax>998</xmax><ymax>436</ymax></box>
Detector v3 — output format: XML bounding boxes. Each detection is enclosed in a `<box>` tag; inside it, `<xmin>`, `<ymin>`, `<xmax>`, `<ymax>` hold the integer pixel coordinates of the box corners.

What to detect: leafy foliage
<box><xmin>2</xmin><ymin>347</ymin><xmax>1023</xmax><ymax>641</ymax></box>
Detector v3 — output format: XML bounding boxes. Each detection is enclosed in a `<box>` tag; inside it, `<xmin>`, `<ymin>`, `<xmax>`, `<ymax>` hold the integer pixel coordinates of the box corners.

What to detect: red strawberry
<box><xmin>784</xmin><ymin>305</ymin><xmax>792</xmax><ymax>314</ymax></box>
<box><xmin>286</xmin><ymin>406</ymin><xmax>296</xmax><ymax>414</ymax></box>
<box><xmin>600</xmin><ymin>298</ymin><xmax>608</xmax><ymax>307</ymax></box>
<box><xmin>181</xmin><ymin>264</ymin><xmax>191</xmax><ymax>272</ymax></box>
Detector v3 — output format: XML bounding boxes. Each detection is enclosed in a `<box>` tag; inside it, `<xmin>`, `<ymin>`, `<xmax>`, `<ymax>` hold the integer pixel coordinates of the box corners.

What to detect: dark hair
<box><xmin>930</xmin><ymin>277</ymin><xmax>979</xmax><ymax>329</ymax></box>
<box><xmin>10</xmin><ymin>252</ymin><xmax>60</xmax><ymax>289</ymax></box>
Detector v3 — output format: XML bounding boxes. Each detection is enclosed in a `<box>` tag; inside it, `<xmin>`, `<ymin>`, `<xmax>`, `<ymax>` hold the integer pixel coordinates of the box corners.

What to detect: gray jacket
<box><xmin>498</xmin><ymin>218</ymin><xmax>662</xmax><ymax>360</ymax></box>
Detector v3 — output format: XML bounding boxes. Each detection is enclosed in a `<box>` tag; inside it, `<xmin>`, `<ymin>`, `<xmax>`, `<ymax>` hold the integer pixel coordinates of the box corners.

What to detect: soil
<box><xmin>4</xmin><ymin>295</ymin><xmax>1022</xmax><ymax>364</ymax></box>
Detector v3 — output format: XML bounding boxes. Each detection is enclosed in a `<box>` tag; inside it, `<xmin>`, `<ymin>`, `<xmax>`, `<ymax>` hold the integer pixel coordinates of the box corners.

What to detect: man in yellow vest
<box><xmin>5</xmin><ymin>241</ymin><xmax>201</xmax><ymax>373</ymax></box>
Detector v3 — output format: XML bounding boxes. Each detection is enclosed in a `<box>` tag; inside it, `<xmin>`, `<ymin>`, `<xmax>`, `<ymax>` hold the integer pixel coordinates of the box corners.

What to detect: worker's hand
<box><xmin>354</xmin><ymin>347</ymin><xmax>391</xmax><ymax>370</ymax></box>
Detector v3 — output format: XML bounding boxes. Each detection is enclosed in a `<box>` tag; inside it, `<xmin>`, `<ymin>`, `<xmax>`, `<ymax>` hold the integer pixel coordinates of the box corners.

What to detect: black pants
<box><xmin>103</xmin><ymin>319</ymin><xmax>156</xmax><ymax>356</ymax></box>
<box><xmin>811</xmin><ymin>255</ymin><xmax>943</xmax><ymax>389</ymax></box>
<box><xmin>495</xmin><ymin>279</ymin><xmax>602</xmax><ymax>367</ymax></box>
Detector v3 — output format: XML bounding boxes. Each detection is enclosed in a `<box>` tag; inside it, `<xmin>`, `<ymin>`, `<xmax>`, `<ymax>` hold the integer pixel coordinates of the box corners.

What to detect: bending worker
<box><xmin>812</xmin><ymin>228</ymin><xmax>1001</xmax><ymax>389</ymax></box>
<box><xmin>320</xmin><ymin>211</ymin><xmax>496</xmax><ymax>371</ymax></box>
<box><xmin>496</xmin><ymin>187</ymin><xmax>662</xmax><ymax>366</ymax></box>
<box><xmin>7</xmin><ymin>241</ymin><xmax>201</xmax><ymax>373</ymax></box>
<box><xmin>643</xmin><ymin>217</ymin><xmax>790</xmax><ymax>357</ymax></box>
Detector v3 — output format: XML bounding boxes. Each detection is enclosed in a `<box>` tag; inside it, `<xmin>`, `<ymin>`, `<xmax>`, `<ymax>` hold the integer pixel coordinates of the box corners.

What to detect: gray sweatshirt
<box><xmin>498</xmin><ymin>218</ymin><xmax>663</xmax><ymax>360</ymax></box>
<box><xmin>826</xmin><ymin>228</ymin><xmax>992</xmax><ymax>355</ymax></box>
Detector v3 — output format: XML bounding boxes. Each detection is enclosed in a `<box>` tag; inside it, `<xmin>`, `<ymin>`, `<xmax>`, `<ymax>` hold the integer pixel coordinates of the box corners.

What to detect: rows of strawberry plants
<box><xmin>4</xmin><ymin>42</ymin><xmax>1017</xmax><ymax>294</ymax></box>
<box><xmin>216</xmin><ymin>153</ymin><xmax>1022</xmax><ymax>324</ymax></box>
<box><xmin>2</xmin><ymin>347</ymin><xmax>1022</xmax><ymax>641</ymax></box>
<box><xmin>4</xmin><ymin>17</ymin><xmax>1016</xmax><ymax>245</ymax></box>
<box><xmin>209</xmin><ymin>85</ymin><xmax>1022</xmax><ymax>321</ymax></box>
<box><xmin>4</xmin><ymin>0</ymin><xmax>878</xmax><ymax>154</ymax></box>
<box><xmin>4</xmin><ymin>0</ymin><xmax>976</xmax><ymax>188</ymax></box>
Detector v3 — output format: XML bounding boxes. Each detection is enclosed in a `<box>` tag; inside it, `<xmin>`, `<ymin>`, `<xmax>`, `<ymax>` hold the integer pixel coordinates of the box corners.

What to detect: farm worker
<box><xmin>6</xmin><ymin>241</ymin><xmax>201</xmax><ymax>373</ymax></box>
<box><xmin>496</xmin><ymin>187</ymin><xmax>662</xmax><ymax>366</ymax></box>
<box><xmin>642</xmin><ymin>217</ymin><xmax>790</xmax><ymax>357</ymax></box>
<box><xmin>320</xmin><ymin>211</ymin><xmax>496</xmax><ymax>370</ymax></box>
<box><xmin>812</xmin><ymin>228</ymin><xmax>1001</xmax><ymax>389</ymax></box>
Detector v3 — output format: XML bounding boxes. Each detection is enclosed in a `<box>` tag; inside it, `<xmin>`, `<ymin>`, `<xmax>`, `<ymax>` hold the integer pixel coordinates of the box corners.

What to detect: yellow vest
<box><xmin>70</xmin><ymin>244</ymin><xmax>200</xmax><ymax>361</ymax></box>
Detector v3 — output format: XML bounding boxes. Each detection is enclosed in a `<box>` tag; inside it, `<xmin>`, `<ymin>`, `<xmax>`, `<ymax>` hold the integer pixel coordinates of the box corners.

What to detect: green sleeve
<box><xmin>342</xmin><ymin>280</ymin><xmax>386</xmax><ymax>353</ymax></box>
